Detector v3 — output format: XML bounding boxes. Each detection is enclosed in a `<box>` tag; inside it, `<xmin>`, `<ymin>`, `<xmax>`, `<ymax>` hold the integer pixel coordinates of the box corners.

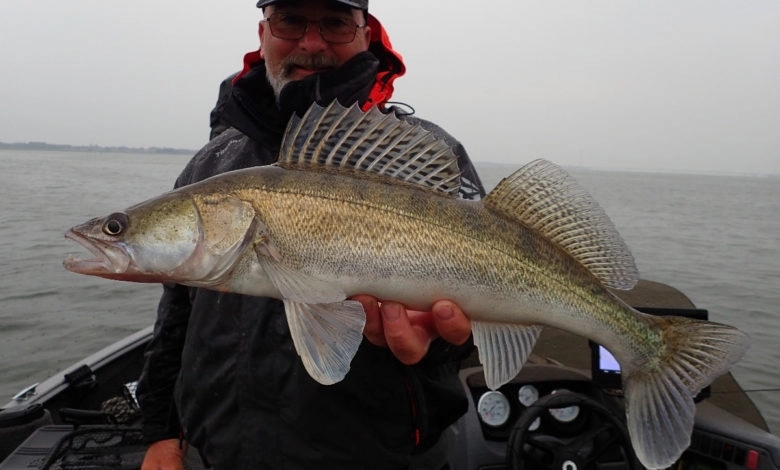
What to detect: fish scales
<box><xmin>235</xmin><ymin>166</ymin><xmax>583</xmax><ymax>310</ymax></box>
<box><xmin>143</xmin><ymin>156</ymin><xmax>650</xmax><ymax>357</ymax></box>
<box><xmin>219</xmin><ymin>162</ymin><xmax>663</xmax><ymax>370</ymax></box>
<box><xmin>64</xmin><ymin>102</ymin><xmax>748</xmax><ymax>469</ymax></box>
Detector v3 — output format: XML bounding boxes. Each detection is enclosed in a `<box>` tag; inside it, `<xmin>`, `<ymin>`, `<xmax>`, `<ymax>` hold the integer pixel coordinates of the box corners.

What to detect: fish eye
<box><xmin>102</xmin><ymin>213</ymin><xmax>129</xmax><ymax>236</ymax></box>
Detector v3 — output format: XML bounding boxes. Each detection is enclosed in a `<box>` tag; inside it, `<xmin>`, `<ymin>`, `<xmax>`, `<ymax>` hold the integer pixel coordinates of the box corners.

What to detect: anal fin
<box><xmin>472</xmin><ymin>321</ymin><xmax>543</xmax><ymax>389</ymax></box>
<box><xmin>284</xmin><ymin>299</ymin><xmax>366</xmax><ymax>385</ymax></box>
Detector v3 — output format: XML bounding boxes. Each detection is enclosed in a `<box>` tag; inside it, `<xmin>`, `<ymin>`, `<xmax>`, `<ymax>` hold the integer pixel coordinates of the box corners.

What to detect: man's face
<box><xmin>260</xmin><ymin>0</ymin><xmax>372</xmax><ymax>97</ymax></box>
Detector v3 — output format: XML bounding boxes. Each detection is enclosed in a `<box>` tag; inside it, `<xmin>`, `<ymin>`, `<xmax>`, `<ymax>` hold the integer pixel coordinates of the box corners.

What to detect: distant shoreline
<box><xmin>0</xmin><ymin>141</ymin><xmax>194</xmax><ymax>155</ymax></box>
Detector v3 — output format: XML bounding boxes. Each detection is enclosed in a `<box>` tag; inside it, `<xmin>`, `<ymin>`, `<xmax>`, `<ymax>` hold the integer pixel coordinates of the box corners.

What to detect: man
<box><xmin>138</xmin><ymin>1</ymin><xmax>484</xmax><ymax>468</ymax></box>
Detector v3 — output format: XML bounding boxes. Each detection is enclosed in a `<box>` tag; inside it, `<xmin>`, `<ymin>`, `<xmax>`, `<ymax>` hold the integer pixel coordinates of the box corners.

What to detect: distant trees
<box><xmin>0</xmin><ymin>141</ymin><xmax>193</xmax><ymax>155</ymax></box>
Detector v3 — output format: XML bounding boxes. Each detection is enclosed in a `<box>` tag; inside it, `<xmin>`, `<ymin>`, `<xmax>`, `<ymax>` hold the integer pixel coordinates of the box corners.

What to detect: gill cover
<box><xmin>178</xmin><ymin>194</ymin><xmax>259</xmax><ymax>283</ymax></box>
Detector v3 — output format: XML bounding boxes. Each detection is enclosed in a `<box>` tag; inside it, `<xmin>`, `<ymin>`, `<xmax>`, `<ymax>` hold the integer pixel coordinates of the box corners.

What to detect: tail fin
<box><xmin>622</xmin><ymin>316</ymin><xmax>749</xmax><ymax>469</ymax></box>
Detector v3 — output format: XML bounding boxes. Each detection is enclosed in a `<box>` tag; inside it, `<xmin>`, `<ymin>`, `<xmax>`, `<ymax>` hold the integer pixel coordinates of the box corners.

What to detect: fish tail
<box><xmin>622</xmin><ymin>316</ymin><xmax>749</xmax><ymax>469</ymax></box>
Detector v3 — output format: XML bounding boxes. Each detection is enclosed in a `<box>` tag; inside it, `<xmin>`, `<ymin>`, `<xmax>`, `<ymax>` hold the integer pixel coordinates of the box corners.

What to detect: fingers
<box><xmin>431</xmin><ymin>299</ymin><xmax>472</xmax><ymax>346</ymax></box>
<box><xmin>353</xmin><ymin>295</ymin><xmax>473</xmax><ymax>365</ymax></box>
<box><xmin>380</xmin><ymin>302</ymin><xmax>431</xmax><ymax>365</ymax></box>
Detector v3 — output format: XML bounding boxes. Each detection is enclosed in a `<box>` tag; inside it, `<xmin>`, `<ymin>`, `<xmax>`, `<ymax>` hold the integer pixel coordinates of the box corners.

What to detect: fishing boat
<box><xmin>1</xmin><ymin>279</ymin><xmax>778</xmax><ymax>469</ymax></box>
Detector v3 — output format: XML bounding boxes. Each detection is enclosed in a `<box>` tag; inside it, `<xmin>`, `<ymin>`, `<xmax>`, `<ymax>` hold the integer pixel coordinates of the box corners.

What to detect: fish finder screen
<box><xmin>590</xmin><ymin>341</ymin><xmax>622</xmax><ymax>390</ymax></box>
<box><xmin>599</xmin><ymin>346</ymin><xmax>620</xmax><ymax>372</ymax></box>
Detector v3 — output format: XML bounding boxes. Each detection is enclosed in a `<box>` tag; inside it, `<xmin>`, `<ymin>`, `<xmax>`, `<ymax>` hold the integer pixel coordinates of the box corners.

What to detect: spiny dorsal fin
<box><xmin>279</xmin><ymin>101</ymin><xmax>462</xmax><ymax>196</ymax></box>
<box><xmin>485</xmin><ymin>159</ymin><xmax>639</xmax><ymax>290</ymax></box>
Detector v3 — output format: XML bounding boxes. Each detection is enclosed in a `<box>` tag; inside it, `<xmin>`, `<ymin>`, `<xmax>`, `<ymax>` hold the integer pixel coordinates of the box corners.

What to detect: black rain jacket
<box><xmin>136</xmin><ymin>39</ymin><xmax>485</xmax><ymax>470</ymax></box>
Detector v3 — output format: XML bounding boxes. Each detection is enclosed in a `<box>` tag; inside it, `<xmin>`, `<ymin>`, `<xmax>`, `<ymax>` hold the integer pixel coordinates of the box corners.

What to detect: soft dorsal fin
<box><xmin>485</xmin><ymin>159</ymin><xmax>639</xmax><ymax>290</ymax></box>
<box><xmin>278</xmin><ymin>101</ymin><xmax>462</xmax><ymax>196</ymax></box>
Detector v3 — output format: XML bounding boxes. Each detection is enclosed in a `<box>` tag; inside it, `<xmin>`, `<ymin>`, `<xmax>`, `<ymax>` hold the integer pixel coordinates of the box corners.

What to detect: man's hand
<box><xmin>141</xmin><ymin>438</ymin><xmax>187</xmax><ymax>470</ymax></box>
<box><xmin>355</xmin><ymin>295</ymin><xmax>472</xmax><ymax>364</ymax></box>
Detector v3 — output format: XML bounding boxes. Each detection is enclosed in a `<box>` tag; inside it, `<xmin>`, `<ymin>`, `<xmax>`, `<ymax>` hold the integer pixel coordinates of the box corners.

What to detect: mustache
<box><xmin>281</xmin><ymin>54</ymin><xmax>340</xmax><ymax>76</ymax></box>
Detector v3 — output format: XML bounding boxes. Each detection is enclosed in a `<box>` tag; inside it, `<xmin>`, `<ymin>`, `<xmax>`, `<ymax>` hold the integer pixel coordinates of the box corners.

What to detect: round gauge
<box><xmin>517</xmin><ymin>385</ymin><xmax>539</xmax><ymax>407</ymax></box>
<box><xmin>548</xmin><ymin>389</ymin><xmax>580</xmax><ymax>423</ymax></box>
<box><xmin>549</xmin><ymin>405</ymin><xmax>580</xmax><ymax>423</ymax></box>
<box><xmin>477</xmin><ymin>391</ymin><xmax>511</xmax><ymax>427</ymax></box>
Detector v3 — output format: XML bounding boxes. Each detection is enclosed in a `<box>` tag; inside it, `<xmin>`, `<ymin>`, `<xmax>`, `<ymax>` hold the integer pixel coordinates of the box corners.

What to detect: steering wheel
<box><xmin>506</xmin><ymin>390</ymin><xmax>641</xmax><ymax>470</ymax></box>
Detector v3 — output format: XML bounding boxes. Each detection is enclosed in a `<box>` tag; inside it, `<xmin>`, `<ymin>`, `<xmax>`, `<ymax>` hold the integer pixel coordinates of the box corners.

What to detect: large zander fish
<box><xmin>65</xmin><ymin>102</ymin><xmax>748</xmax><ymax>469</ymax></box>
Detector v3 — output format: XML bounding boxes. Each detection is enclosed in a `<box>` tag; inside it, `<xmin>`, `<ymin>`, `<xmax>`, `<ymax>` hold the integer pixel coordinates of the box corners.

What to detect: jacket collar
<box><xmin>223</xmin><ymin>51</ymin><xmax>380</xmax><ymax>141</ymax></box>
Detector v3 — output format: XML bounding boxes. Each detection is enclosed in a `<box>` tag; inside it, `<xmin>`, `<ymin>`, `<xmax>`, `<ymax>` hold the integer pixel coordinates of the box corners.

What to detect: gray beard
<box><xmin>266</xmin><ymin>53</ymin><xmax>340</xmax><ymax>99</ymax></box>
<box><xmin>266</xmin><ymin>68</ymin><xmax>288</xmax><ymax>99</ymax></box>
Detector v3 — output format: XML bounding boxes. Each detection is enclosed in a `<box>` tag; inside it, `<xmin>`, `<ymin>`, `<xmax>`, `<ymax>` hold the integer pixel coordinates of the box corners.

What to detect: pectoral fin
<box><xmin>284</xmin><ymin>299</ymin><xmax>366</xmax><ymax>385</ymax></box>
<box><xmin>472</xmin><ymin>321</ymin><xmax>543</xmax><ymax>390</ymax></box>
<box><xmin>253</xmin><ymin>223</ymin><xmax>283</xmax><ymax>262</ymax></box>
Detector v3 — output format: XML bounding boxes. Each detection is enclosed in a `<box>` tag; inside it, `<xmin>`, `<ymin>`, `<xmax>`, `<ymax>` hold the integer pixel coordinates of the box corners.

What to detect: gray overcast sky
<box><xmin>1</xmin><ymin>1</ymin><xmax>778</xmax><ymax>175</ymax></box>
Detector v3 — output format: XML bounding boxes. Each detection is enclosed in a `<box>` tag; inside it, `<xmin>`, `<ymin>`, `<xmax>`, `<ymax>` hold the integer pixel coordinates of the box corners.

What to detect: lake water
<box><xmin>1</xmin><ymin>149</ymin><xmax>778</xmax><ymax>432</ymax></box>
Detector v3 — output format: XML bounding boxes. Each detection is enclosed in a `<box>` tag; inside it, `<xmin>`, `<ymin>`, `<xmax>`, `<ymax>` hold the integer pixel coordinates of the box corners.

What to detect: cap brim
<box><xmin>256</xmin><ymin>0</ymin><xmax>367</xmax><ymax>9</ymax></box>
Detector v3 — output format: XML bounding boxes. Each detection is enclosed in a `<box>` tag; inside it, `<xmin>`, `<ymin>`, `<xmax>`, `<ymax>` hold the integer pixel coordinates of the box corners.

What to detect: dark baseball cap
<box><xmin>256</xmin><ymin>0</ymin><xmax>368</xmax><ymax>10</ymax></box>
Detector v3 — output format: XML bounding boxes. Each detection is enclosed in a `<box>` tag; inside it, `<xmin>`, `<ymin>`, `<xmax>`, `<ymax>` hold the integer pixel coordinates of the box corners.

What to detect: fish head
<box><xmin>64</xmin><ymin>193</ymin><xmax>202</xmax><ymax>282</ymax></box>
<box><xmin>64</xmin><ymin>191</ymin><xmax>259</xmax><ymax>285</ymax></box>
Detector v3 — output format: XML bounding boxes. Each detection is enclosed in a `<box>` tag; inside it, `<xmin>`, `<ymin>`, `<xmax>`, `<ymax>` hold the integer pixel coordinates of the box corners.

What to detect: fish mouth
<box><xmin>63</xmin><ymin>229</ymin><xmax>131</xmax><ymax>277</ymax></box>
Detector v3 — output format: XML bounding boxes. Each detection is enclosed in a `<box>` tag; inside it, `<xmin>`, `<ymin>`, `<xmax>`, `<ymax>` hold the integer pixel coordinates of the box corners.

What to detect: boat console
<box><xmin>448</xmin><ymin>349</ymin><xmax>780</xmax><ymax>469</ymax></box>
<box><xmin>446</xmin><ymin>280</ymin><xmax>780</xmax><ymax>469</ymax></box>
